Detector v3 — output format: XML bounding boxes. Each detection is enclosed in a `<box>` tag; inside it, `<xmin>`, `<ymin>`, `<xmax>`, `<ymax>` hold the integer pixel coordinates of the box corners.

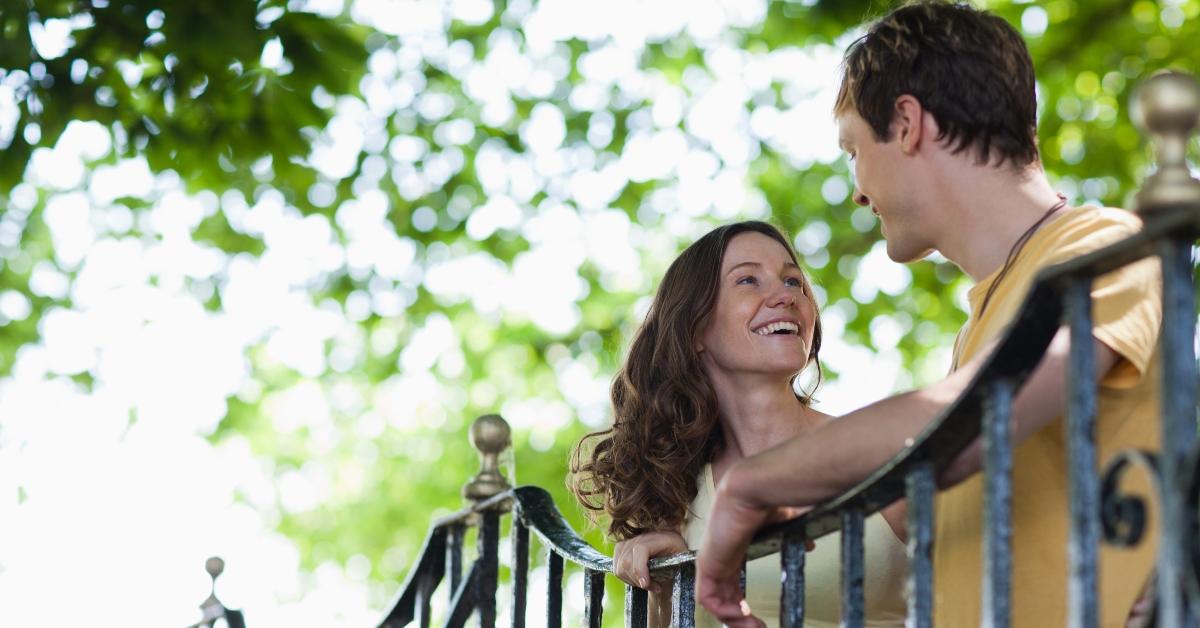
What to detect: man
<box><xmin>695</xmin><ymin>2</ymin><xmax>1161</xmax><ymax>626</ymax></box>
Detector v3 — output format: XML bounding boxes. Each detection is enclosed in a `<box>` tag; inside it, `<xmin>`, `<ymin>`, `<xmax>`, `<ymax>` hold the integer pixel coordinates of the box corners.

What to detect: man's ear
<box><xmin>893</xmin><ymin>94</ymin><xmax>926</xmax><ymax>155</ymax></box>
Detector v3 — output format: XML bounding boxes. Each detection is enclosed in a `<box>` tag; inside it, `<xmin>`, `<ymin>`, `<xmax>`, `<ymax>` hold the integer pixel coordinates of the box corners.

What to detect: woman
<box><xmin>570</xmin><ymin>221</ymin><xmax>907</xmax><ymax>626</ymax></box>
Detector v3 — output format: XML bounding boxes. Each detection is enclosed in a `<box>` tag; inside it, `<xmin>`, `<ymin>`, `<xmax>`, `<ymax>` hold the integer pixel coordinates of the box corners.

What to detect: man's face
<box><xmin>836</xmin><ymin>109</ymin><xmax>933</xmax><ymax>263</ymax></box>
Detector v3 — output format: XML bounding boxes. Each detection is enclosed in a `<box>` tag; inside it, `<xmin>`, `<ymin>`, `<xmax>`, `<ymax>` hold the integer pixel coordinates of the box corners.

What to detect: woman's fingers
<box><xmin>630</xmin><ymin>544</ymin><xmax>652</xmax><ymax>591</ymax></box>
<box><xmin>613</xmin><ymin>532</ymin><xmax>689</xmax><ymax>592</ymax></box>
<box><xmin>612</xmin><ymin>541</ymin><xmax>641</xmax><ymax>588</ymax></box>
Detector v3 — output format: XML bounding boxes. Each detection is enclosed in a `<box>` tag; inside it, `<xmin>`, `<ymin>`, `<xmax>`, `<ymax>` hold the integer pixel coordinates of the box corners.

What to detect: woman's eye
<box><xmin>785</xmin><ymin>277</ymin><xmax>803</xmax><ymax>287</ymax></box>
<box><xmin>736</xmin><ymin>276</ymin><xmax>758</xmax><ymax>285</ymax></box>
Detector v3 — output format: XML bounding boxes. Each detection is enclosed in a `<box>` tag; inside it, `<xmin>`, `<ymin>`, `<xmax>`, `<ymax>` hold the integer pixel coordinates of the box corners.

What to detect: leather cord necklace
<box><xmin>975</xmin><ymin>192</ymin><xmax>1069</xmax><ymax>320</ymax></box>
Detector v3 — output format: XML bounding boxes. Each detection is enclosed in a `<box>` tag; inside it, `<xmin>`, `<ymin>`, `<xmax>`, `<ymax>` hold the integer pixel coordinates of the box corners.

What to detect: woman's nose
<box><xmin>852</xmin><ymin>187</ymin><xmax>870</xmax><ymax>207</ymax></box>
<box><xmin>769</xmin><ymin>285</ymin><xmax>797</xmax><ymax>307</ymax></box>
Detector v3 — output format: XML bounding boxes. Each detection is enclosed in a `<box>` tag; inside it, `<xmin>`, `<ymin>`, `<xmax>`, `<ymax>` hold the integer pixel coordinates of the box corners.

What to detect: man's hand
<box><xmin>695</xmin><ymin>467</ymin><xmax>772</xmax><ymax>627</ymax></box>
<box><xmin>612</xmin><ymin>531</ymin><xmax>689</xmax><ymax>592</ymax></box>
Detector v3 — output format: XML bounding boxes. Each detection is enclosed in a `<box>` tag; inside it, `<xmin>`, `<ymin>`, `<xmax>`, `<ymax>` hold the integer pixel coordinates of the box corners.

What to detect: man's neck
<box><xmin>930</xmin><ymin>162</ymin><xmax>1065</xmax><ymax>282</ymax></box>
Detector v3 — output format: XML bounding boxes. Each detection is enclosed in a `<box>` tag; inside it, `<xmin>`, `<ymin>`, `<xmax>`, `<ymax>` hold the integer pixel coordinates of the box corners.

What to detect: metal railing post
<box><xmin>840</xmin><ymin>509</ymin><xmax>866</xmax><ymax>628</ymax></box>
<box><xmin>584</xmin><ymin>569</ymin><xmax>605</xmax><ymax>627</ymax></box>
<box><xmin>548</xmin><ymin>551</ymin><xmax>564</xmax><ymax>628</ymax></box>
<box><xmin>1064</xmin><ymin>279</ymin><xmax>1099</xmax><ymax>628</ymax></box>
<box><xmin>906</xmin><ymin>463</ymin><xmax>936</xmax><ymax>628</ymax></box>
<box><xmin>186</xmin><ymin>557</ymin><xmax>247</xmax><ymax>628</ymax></box>
<box><xmin>462</xmin><ymin>415</ymin><xmax>512</xmax><ymax>628</ymax></box>
<box><xmin>511</xmin><ymin>513</ymin><xmax>529</xmax><ymax>628</ymax></box>
<box><xmin>780</xmin><ymin>532</ymin><xmax>807</xmax><ymax>627</ymax></box>
<box><xmin>982</xmin><ymin>379</ymin><xmax>1015</xmax><ymax>627</ymax></box>
<box><xmin>671</xmin><ymin>563</ymin><xmax>696</xmax><ymax>628</ymax></box>
<box><xmin>624</xmin><ymin>584</ymin><xmax>648</xmax><ymax>628</ymax></box>
<box><xmin>1131</xmin><ymin>70</ymin><xmax>1200</xmax><ymax>626</ymax></box>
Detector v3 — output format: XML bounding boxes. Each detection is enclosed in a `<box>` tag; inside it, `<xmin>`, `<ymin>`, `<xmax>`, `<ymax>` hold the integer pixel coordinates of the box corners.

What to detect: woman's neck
<box><xmin>708</xmin><ymin>375</ymin><xmax>828</xmax><ymax>473</ymax></box>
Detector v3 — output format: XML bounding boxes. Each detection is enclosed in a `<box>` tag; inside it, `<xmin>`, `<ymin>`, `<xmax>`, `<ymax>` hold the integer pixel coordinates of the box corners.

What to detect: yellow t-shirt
<box><xmin>937</xmin><ymin>206</ymin><xmax>1162</xmax><ymax>627</ymax></box>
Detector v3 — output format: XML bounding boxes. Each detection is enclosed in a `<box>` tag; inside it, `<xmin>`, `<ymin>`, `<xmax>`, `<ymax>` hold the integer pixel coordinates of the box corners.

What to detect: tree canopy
<box><xmin>0</xmin><ymin>0</ymin><xmax>1197</xmax><ymax>624</ymax></box>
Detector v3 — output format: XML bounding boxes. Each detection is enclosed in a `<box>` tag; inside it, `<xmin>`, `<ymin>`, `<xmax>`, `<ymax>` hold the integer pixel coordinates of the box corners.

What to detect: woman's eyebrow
<box><xmin>726</xmin><ymin>261</ymin><xmax>801</xmax><ymax>275</ymax></box>
<box><xmin>725</xmin><ymin>261</ymin><xmax>760</xmax><ymax>275</ymax></box>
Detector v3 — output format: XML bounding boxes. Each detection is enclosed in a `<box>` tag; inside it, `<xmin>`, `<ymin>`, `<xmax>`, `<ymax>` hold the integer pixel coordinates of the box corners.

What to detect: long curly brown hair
<box><xmin>569</xmin><ymin>221</ymin><xmax>823</xmax><ymax>540</ymax></box>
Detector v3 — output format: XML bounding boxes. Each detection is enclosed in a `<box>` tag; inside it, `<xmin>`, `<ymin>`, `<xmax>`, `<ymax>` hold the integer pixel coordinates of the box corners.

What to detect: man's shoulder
<box><xmin>1034</xmin><ymin>205</ymin><xmax>1142</xmax><ymax>258</ymax></box>
<box><xmin>1050</xmin><ymin>205</ymin><xmax>1142</xmax><ymax>238</ymax></box>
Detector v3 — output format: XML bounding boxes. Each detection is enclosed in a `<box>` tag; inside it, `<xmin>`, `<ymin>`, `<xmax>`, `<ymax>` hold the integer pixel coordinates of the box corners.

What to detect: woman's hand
<box><xmin>613</xmin><ymin>531</ymin><xmax>689</xmax><ymax>592</ymax></box>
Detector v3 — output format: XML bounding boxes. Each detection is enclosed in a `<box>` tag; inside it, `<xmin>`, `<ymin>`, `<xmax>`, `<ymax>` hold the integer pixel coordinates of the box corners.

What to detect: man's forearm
<box><xmin>726</xmin><ymin>385</ymin><xmax>952</xmax><ymax>509</ymax></box>
<box><xmin>728</xmin><ymin>329</ymin><xmax>1109</xmax><ymax>507</ymax></box>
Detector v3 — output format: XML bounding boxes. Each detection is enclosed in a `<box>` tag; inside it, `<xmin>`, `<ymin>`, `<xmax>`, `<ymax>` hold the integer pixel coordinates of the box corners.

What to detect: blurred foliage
<box><xmin>1</xmin><ymin>0</ymin><xmax>1198</xmax><ymax>622</ymax></box>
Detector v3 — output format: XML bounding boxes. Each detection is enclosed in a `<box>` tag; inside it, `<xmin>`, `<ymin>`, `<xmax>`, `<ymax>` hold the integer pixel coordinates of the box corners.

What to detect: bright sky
<box><xmin>0</xmin><ymin>1</ymin><xmax>963</xmax><ymax>626</ymax></box>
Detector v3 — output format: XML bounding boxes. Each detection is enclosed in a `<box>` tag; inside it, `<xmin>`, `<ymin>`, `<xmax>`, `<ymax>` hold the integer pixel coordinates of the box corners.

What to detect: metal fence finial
<box><xmin>1131</xmin><ymin>70</ymin><xmax>1200</xmax><ymax>215</ymax></box>
<box><xmin>190</xmin><ymin>556</ymin><xmax>244</xmax><ymax>628</ymax></box>
<box><xmin>201</xmin><ymin>556</ymin><xmax>225</xmax><ymax>612</ymax></box>
<box><xmin>463</xmin><ymin>414</ymin><xmax>512</xmax><ymax>510</ymax></box>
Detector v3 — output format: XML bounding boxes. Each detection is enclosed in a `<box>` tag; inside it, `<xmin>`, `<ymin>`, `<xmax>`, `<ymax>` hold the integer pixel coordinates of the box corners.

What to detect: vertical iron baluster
<box><xmin>672</xmin><ymin>563</ymin><xmax>696</xmax><ymax>628</ymax></box>
<box><xmin>448</xmin><ymin>523</ymin><xmax>465</xmax><ymax>601</ymax></box>
<box><xmin>840</xmin><ymin>508</ymin><xmax>865</xmax><ymax>628</ymax></box>
<box><xmin>781</xmin><ymin>531</ymin><xmax>807</xmax><ymax>628</ymax></box>
<box><xmin>478</xmin><ymin>512</ymin><xmax>500</xmax><ymax>628</ymax></box>
<box><xmin>626</xmin><ymin>583</ymin><xmax>649</xmax><ymax>628</ymax></box>
<box><xmin>983</xmin><ymin>379</ymin><xmax>1014</xmax><ymax>628</ymax></box>
<box><xmin>547</xmin><ymin>551</ymin><xmax>564</xmax><ymax>628</ymax></box>
<box><xmin>417</xmin><ymin>568</ymin><xmax>434</xmax><ymax>628</ymax></box>
<box><xmin>625</xmin><ymin>583</ymin><xmax>648</xmax><ymax>628</ymax></box>
<box><xmin>906</xmin><ymin>463</ymin><xmax>935</xmax><ymax>628</ymax></box>
<box><xmin>584</xmin><ymin>569</ymin><xmax>605</xmax><ymax>627</ymax></box>
<box><xmin>445</xmin><ymin>564</ymin><xmax>480</xmax><ymax>628</ymax></box>
<box><xmin>1157</xmin><ymin>238</ymin><xmax>1199</xmax><ymax>626</ymax></box>
<box><xmin>1065</xmin><ymin>278</ymin><xmax>1099</xmax><ymax>628</ymax></box>
<box><xmin>511</xmin><ymin>513</ymin><xmax>529</xmax><ymax>628</ymax></box>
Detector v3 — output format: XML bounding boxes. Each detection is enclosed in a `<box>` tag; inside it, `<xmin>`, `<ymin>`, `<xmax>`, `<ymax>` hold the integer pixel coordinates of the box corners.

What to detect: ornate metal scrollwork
<box><xmin>1099</xmin><ymin>449</ymin><xmax>1161</xmax><ymax>548</ymax></box>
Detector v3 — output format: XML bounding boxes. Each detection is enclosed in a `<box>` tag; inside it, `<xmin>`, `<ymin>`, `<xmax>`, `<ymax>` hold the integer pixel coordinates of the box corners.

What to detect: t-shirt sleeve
<box><xmin>1090</xmin><ymin>255</ymin><xmax>1161</xmax><ymax>388</ymax></box>
<box><xmin>1044</xmin><ymin>216</ymin><xmax>1162</xmax><ymax>388</ymax></box>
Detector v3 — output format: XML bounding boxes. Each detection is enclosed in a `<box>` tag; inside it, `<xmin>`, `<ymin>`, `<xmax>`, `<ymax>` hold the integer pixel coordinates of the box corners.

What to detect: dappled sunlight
<box><xmin>0</xmin><ymin>0</ymin><xmax>1189</xmax><ymax>626</ymax></box>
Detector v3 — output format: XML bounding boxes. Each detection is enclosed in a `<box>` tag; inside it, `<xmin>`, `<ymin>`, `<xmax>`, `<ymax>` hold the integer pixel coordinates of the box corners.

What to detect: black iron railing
<box><xmin>377</xmin><ymin>70</ymin><xmax>1200</xmax><ymax>628</ymax></box>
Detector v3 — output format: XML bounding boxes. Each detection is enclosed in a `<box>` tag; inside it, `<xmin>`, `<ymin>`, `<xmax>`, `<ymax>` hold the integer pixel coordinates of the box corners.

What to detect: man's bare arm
<box><xmin>695</xmin><ymin>328</ymin><xmax>1122</xmax><ymax>624</ymax></box>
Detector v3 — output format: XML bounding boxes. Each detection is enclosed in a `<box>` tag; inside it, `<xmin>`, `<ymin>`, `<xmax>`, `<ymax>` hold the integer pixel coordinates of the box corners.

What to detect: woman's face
<box><xmin>696</xmin><ymin>232</ymin><xmax>817</xmax><ymax>382</ymax></box>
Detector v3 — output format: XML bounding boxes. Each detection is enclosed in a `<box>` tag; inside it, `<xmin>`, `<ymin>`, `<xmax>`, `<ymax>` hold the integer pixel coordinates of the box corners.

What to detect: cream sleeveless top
<box><xmin>684</xmin><ymin>464</ymin><xmax>908</xmax><ymax>627</ymax></box>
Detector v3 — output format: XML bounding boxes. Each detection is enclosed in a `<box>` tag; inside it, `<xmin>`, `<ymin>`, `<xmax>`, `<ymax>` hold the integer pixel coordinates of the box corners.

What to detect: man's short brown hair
<box><xmin>834</xmin><ymin>1</ymin><xmax>1039</xmax><ymax>168</ymax></box>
